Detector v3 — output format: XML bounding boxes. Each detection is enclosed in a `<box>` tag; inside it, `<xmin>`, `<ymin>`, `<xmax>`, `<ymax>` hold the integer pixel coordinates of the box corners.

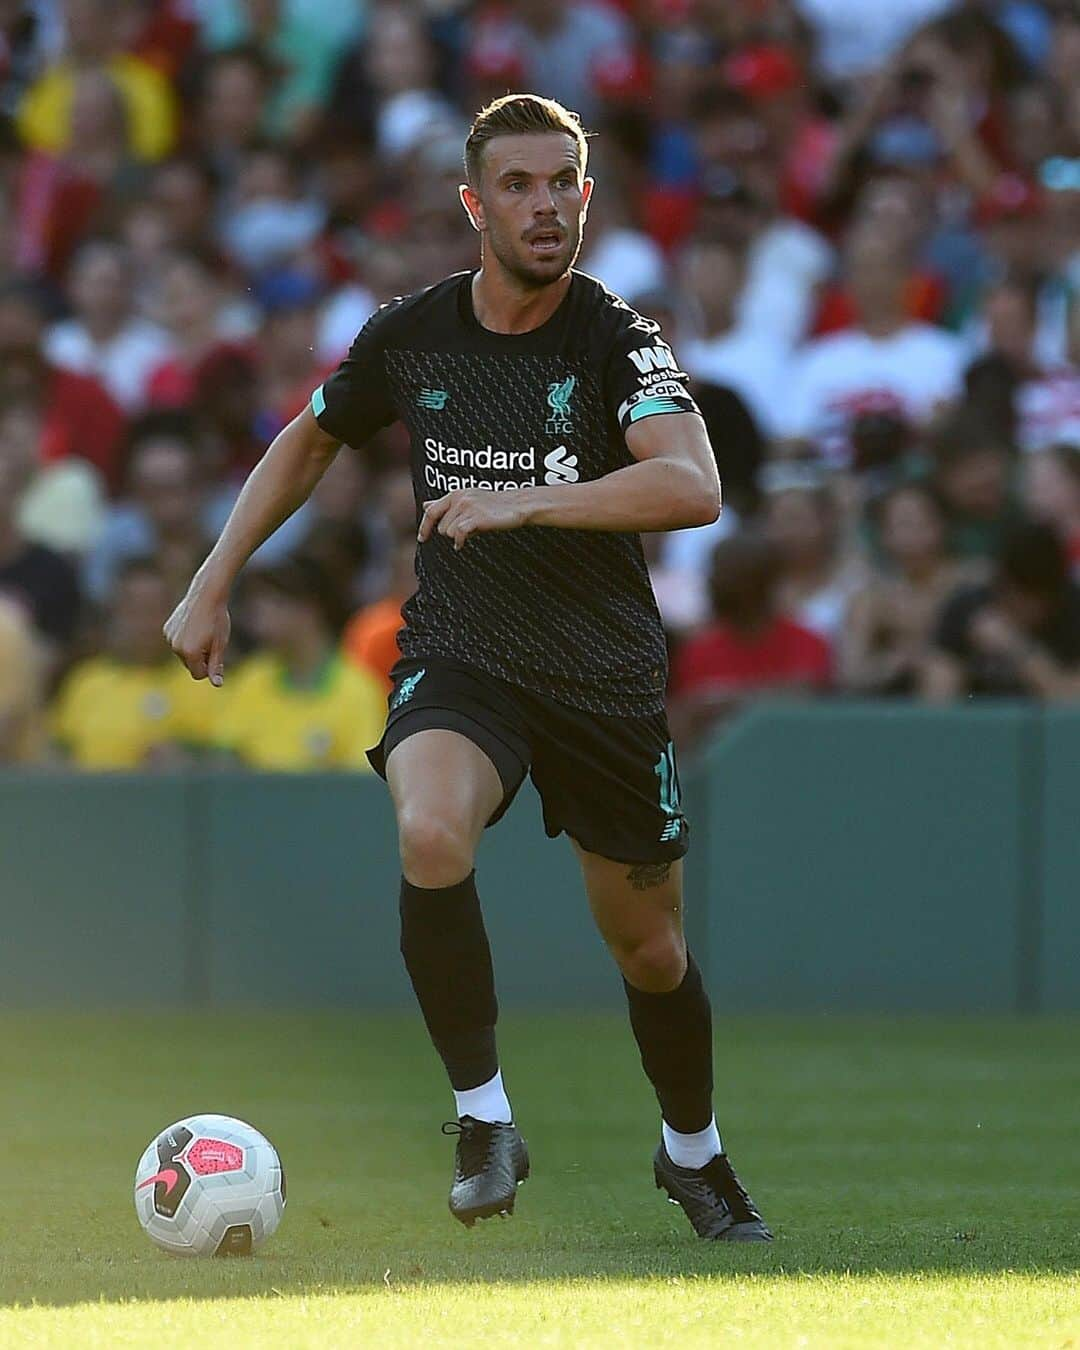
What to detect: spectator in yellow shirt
<box><xmin>51</xmin><ymin>557</ymin><xmax>214</xmax><ymax>769</ymax></box>
<box><xmin>0</xmin><ymin>596</ymin><xmax>43</xmax><ymax>765</ymax></box>
<box><xmin>17</xmin><ymin>0</ymin><xmax>177</xmax><ymax>162</ymax></box>
<box><xmin>216</xmin><ymin>557</ymin><xmax>385</xmax><ymax>772</ymax></box>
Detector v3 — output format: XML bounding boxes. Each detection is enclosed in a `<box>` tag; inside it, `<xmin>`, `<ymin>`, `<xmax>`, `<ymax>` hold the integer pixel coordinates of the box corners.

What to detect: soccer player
<box><xmin>165</xmin><ymin>94</ymin><xmax>772</xmax><ymax>1242</ymax></box>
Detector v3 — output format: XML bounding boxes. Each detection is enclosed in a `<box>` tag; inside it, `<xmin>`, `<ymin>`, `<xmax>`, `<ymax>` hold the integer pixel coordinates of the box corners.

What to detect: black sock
<box><xmin>399</xmin><ymin>872</ymin><xmax>499</xmax><ymax>1091</ymax></box>
<box><xmin>623</xmin><ymin>951</ymin><xmax>714</xmax><ymax>1135</ymax></box>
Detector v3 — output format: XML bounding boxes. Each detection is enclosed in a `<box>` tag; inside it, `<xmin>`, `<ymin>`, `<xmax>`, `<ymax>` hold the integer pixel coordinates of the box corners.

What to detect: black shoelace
<box><xmin>442</xmin><ymin>1117</ymin><xmax>498</xmax><ymax>1179</ymax></box>
<box><xmin>700</xmin><ymin>1154</ymin><xmax>756</xmax><ymax>1224</ymax></box>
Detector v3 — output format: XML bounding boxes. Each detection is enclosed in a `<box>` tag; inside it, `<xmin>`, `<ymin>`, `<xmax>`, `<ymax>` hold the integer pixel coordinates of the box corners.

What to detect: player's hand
<box><xmin>418</xmin><ymin>488</ymin><xmax>530</xmax><ymax>550</ymax></box>
<box><xmin>164</xmin><ymin>587</ymin><xmax>231</xmax><ymax>686</ymax></box>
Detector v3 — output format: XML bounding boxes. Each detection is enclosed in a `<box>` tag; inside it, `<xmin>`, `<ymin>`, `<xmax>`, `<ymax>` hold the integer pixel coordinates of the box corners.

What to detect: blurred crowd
<box><xmin>2</xmin><ymin>0</ymin><xmax>1080</xmax><ymax>769</ymax></box>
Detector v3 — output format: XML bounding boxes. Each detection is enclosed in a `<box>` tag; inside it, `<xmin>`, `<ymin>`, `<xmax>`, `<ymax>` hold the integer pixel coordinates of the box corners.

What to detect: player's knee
<box><xmin>616</xmin><ymin>931</ymin><xmax>687</xmax><ymax>993</ymax></box>
<box><xmin>397</xmin><ymin>809</ymin><xmax>475</xmax><ymax>888</ymax></box>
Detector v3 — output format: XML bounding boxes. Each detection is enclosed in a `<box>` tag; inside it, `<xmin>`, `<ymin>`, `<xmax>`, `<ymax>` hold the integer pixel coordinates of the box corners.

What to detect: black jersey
<box><xmin>311</xmin><ymin>269</ymin><xmax>702</xmax><ymax>717</ymax></box>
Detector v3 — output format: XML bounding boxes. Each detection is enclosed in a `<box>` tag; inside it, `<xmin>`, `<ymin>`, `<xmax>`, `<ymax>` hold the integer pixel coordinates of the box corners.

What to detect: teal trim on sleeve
<box><xmin>311</xmin><ymin>385</ymin><xmax>327</xmax><ymax>418</ymax></box>
<box><xmin>629</xmin><ymin>398</ymin><xmax>684</xmax><ymax>422</ymax></box>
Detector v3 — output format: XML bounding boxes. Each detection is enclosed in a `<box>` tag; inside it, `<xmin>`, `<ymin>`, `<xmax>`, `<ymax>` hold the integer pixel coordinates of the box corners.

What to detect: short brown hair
<box><xmin>464</xmin><ymin>94</ymin><xmax>589</xmax><ymax>187</ymax></box>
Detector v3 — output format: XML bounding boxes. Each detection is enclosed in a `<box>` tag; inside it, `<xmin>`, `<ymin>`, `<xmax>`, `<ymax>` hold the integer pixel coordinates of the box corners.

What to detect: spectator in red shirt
<box><xmin>465</xmin><ymin>0</ymin><xmax>636</xmax><ymax>129</ymax></box>
<box><xmin>13</xmin><ymin>67</ymin><xmax>147</xmax><ymax>283</ymax></box>
<box><xmin>0</xmin><ymin>279</ymin><xmax>125</xmax><ymax>489</ymax></box>
<box><xmin>670</xmin><ymin>531</ymin><xmax>832</xmax><ymax>746</ymax></box>
<box><xmin>145</xmin><ymin>248</ymin><xmax>249</xmax><ymax>409</ymax></box>
<box><xmin>723</xmin><ymin>41</ymin><xmax>837</xmax><ymax>227</ymax></box>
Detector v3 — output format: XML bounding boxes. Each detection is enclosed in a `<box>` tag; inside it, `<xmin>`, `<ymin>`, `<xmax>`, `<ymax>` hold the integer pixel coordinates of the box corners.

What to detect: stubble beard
<box><xmin>486</xmin><ymin>217</ymin><xmax>584</xmax><ymax>290</ymax></box>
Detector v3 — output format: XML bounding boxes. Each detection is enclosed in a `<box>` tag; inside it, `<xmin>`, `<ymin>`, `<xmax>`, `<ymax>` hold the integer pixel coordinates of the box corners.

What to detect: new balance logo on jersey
<box><xmin>543</xmin><ymin>444</ymin><xmax>579</xmax><ymax>485</ymax></box>
<box><xmin>628</xmin><ymin>346</ymin><xmax>676</xmax><ymax>376</ymax></box>
<box><xmin>417</xmin><ymin>388</ymin><xmax>449</xmax><ymax>410</ymax></box>
<box><xmin>545</xmin><ymin>375</ymin><xmax>576</xmax><ymax>434</ymax></box>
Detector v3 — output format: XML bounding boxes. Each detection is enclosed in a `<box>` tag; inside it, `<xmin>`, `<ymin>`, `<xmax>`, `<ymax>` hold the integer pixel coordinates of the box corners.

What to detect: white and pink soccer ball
<box><xmin>134</xmin><ymin>1114</ymin><xmax>285</xmax><ymax>1256</ymax></box>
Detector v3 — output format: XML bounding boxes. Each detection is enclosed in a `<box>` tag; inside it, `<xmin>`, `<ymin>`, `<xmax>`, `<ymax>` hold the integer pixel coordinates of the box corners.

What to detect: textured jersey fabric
<box><xmin>312</xmin><ymin>270</ymin><xmax>701</xmax><ymax>717</ymax></box>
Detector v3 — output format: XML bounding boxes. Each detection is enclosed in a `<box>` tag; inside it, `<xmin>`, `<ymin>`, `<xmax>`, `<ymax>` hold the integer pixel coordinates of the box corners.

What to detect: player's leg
<box><xmin>576</xmin><ymin>845</ymin><xmax>771</xmax><ymax>1241</ymax></box>
<box><xmin>574</xmin><ymin>847</ymin><xmax>718</xmax><ymax>1155</ymax></box>
<box><xmin>387</xmin><ymin>727</ymin><xmax>509</xmax><ymax>1116</ymax></box>
<box><xmin>386</xmin><ymin>727</ymin><xmax>529</xmax><ymax>1225</ymax></box>
<box><xmin>526</xmin><ymin>693</ymin><xmax>771</xmax><ymax>1241</ymax></box>
<box><xmin>368</xmin><ymin>658</ymin><xmax>533</xmax><ymax>1226</ymax></box>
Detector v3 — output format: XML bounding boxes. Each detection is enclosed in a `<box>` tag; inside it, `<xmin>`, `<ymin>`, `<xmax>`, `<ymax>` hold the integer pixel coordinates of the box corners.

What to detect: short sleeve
<box><xmin>310</xmin><ymin>304</ymin><xmax>399</xmax><ymax>447</ymax></box>
<box><xmin>603</xmin><ymin>312</ymin><xmax>702</xmax><ymax>436</ymax></box>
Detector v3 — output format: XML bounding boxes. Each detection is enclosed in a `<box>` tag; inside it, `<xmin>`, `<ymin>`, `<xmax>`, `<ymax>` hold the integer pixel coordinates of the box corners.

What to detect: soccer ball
<box><xmin>134</xmin><ymin>1114</ymin><xmax>285</xmax><ymax>1257</ymax></box>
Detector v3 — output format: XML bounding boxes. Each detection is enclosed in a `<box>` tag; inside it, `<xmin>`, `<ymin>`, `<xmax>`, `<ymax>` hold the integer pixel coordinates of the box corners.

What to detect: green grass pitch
<box><xmin>1</xmin><ymin>1012</ymin><xmax>1077</xmax><ymax>1347</ymax></box>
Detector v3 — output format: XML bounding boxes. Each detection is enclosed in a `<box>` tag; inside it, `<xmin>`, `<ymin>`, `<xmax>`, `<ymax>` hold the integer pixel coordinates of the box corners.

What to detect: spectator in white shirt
<box><xmin>45</xmin><ymin>238</ymin><xmax>172</xmax><ymax>412</ymax></box>
<box><xmin>1016</xmin><ymin>295</ymin><xmax>1080</xmax><ymax>453</ymax></box>
<box><xmin>635</xmin><ymin>284</ymin><xmax>760</xmax><ymax>633</ymax></box>
<box><xmin>763</xmin><ymin>466</ymin><xmax>869</xmax><ymax>652</ymax></box>
<box><xmin>577</xmin><ymin>149</ymin><xmax>665</xmax><ymax>305</ymax></box>
<box><xmin>794</xmin><ymin>0</ymin><xmax>956</xmax><ymax>85</ymax></box>
<box><xmin>782</xmin><ymin>228</ymin><xmax>964</xmax><ymax>466</ymax></box>
<box><xmin>678</xmin><ymin>232</ymin><xmax>787</xmax><ymax>437</ymax></box>
<box><xmin>967</xmin><ymin>279</ymin><xmax>1080</xmax><ymax>454</ymax></box>
<box><xmin>692</xmin><ymin>102</ymin><xmax>833</xmax><ymax>349</ymax></box>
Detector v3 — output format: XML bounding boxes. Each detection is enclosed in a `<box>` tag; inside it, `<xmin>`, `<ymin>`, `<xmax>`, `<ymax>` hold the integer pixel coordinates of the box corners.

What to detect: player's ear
<box><xmin>581</xmin><ymin>177</ymin><xmax>594</xmax><ymax>219</ymax></box>
<box><xmin>459</xmin><ymin>183</ymin><xmax>484</xmax><ymax>233</ymax></box>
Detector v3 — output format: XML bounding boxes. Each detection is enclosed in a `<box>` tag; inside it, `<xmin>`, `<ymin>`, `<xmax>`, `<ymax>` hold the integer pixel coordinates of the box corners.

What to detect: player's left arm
<box><xmin>419</xmin><ymin>412</ymin><xmax>720</xmax><ymax>548</ymax></box>
<box><xmin>526</xmin><ymin>411</ymin><xmax>720</xmax><ymax>531</ymax></box>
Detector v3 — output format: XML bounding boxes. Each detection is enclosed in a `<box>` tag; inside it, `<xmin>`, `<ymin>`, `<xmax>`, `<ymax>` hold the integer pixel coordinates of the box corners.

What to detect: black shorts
<box><xmin>367</xmin><ymin>656</ymin><xmax>689</xmax><ymax>866</ymax></box>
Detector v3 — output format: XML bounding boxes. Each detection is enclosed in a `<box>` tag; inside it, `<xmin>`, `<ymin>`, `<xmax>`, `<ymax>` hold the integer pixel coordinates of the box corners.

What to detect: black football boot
<box><xmin>442</xmin><ymin>1116</ymin><xmax>530</xmax><ymax>1227</ymax></box>
<box><xmin>653</xmin><ymin>1143</ymin><xmax>773</xmax><ymax>1241</ymax></box>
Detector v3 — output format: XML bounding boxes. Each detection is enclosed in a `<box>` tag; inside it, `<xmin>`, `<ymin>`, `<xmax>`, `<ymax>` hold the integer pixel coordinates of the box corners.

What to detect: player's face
<box><xmin>462</xmin><ymin>133</ymin><xmax>593</xmax><ymax>288</ymax></box>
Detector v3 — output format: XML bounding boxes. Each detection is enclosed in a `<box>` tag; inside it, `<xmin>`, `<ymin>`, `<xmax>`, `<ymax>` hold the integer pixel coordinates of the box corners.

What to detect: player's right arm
<box><xmin>167</xmin><ymin>302</ymin><xmax>400</xmax><ymax>684</ymax></box>
<box><xmin>165</xmin><ymin>408</ymin><xmax>341</xmax><ymax>684</ymax></box>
